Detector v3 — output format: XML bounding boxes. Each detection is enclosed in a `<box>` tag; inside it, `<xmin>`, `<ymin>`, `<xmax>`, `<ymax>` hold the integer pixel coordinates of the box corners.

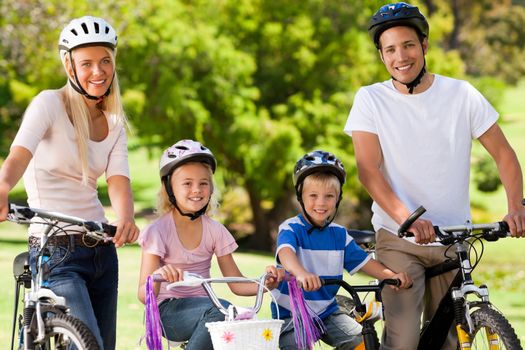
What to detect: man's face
<box><xmin>378</xmin><ymin>26</ymin><xmax>428</xmax><ymax>86</ymax></box>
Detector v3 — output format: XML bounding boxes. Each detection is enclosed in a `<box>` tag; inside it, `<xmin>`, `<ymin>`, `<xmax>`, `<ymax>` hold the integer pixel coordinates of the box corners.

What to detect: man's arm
<box><xmin>352</xmin><ymin>131</ymin><xmax>435</xmax><ymax>243</ymax></box>
<box><xmin>478</xmin><ymin>124</ymin><xmax>525</xmax><ymax>237</ymax></box>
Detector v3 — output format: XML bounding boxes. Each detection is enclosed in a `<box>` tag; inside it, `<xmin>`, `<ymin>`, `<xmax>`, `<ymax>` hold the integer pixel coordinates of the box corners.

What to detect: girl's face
<box><xmin>301</xmin><ymin>179</ymin><xmax>338</xmax><ymax>227</ymax></box>
<box><xmin>170</xmin><ymin>163</ymin><xmax>212</xmax><ymax>213</ymax></box>
<box><xmin>68</xmin><ymin>46</ymin><xmax>114</xmax><ymax>98</ymax></box>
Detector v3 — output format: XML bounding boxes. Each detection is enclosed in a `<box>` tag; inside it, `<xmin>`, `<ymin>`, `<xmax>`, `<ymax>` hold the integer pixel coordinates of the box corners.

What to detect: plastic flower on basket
<box><xmin>262</xmin><ymin>328</ymin><xmax>274</xmax><ymax>342</ymax></box>
<box><xmin>221</xmin><ymin>331</ymin><xmax>235</xmax><ymax>343</ymax></box>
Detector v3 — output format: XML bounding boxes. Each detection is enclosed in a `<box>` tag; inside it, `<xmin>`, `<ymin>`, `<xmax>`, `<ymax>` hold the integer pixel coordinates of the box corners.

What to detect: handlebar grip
<box><xmin>151</xmin><ymin>273</ymin><xmax>166</xmax><ymax>282</ymax></box>
<box><xmin>398</xmin><ymin>206</ymin><xmax>427</xmax><ymax>237</ymax></box>
<box><xmin>102</xmin><ymin>223</ymin><xmax>117</xmax><ymax>237</ymax></box>
<box><xmin>381</xmin><ymin>278</ymin><xmax>401</xmax><ymax>287</ymax></box>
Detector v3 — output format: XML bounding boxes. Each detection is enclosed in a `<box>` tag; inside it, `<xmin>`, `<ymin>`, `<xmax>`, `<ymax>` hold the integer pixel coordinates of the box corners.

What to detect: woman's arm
<box><xmin>0</xmin><ymin>146</ymin><xmax>32</xmax><ymax>221</ymax></box>
<box><xmin>106</xmin><ymin>175</ymin><xmax>140</xmax><ymax>247</ymax></box>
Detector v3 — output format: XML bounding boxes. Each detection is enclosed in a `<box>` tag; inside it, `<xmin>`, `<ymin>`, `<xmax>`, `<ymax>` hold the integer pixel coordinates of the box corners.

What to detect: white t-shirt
<box><xmin>344</xmin><ymin>75</ymin><xmax>498</xmax><ymax>239</ymax></box>
<box><xmin>11</xmin><ymin>90</ymin><xmax>130</xmax><ymax>234</ymax></box>
<box><xmin>138</xmin><ymin>213</ymin><xmax>238</xmax><ymax>302</ymax></box>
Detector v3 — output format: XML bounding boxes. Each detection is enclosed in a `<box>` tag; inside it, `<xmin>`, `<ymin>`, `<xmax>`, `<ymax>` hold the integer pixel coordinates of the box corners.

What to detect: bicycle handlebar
<box><xmin>7</xmin><ymin>203</ymin><xmax>116</xmax><ymax>238</ymax></box>
<box><xmin>397</xmin><ymin>205</ymin><xmax>512</xmax><ymax>244</ymax></box>
<box><xmin>152</xmin><ymin>272</ymin><xmax>270</xmax><ymax>319</ymax></box>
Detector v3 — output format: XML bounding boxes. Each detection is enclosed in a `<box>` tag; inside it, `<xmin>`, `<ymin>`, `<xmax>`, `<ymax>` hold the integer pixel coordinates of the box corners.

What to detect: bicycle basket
<box><xmin>206</xmin><ymin>319</ymin><xmax>284</xmax><ymax>350</ymax></box>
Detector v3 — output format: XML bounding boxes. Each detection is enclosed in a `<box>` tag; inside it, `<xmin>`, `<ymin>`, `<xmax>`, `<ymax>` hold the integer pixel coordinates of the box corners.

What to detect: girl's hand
<box><xmin>153</xmin><ymin>264</ymin><xmax>185</xmax><ymax>283</ymax></box>
<box><xmin>263</xmin><ymin>265</ymin><xmax>284</xmax><ymax>290</ymax></box>
<box><xmin>390</xmin><ymin>272</ymin><xmax>412</xmax><ymax>290</ymax></box>
<box><xmin>296</xmin><ymin>271</ymin><xmax>321</xmax><ymax>292</ymax></box>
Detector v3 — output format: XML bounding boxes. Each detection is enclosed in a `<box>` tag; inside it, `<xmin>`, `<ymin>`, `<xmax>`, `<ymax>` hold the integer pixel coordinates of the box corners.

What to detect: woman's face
<box><xmin>68</xmin><ymin>46</ymin><xmax>114</xmax><ymax>98</ymax></box>
<box><xmin>170</xmin><ymin>163</ymin><xmax>212</xmax><ymax>213</ymax></box>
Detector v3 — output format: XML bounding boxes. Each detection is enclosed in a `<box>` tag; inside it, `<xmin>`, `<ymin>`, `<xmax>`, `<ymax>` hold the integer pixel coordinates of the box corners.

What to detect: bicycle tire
<box><xmin>468</xmin><ymin>306</ymin><xmax>522</xmax><ymax>350</ymax></box>
<box><xmin>32</xmin><ymin>314</ymin><xmax>100</xmax><ymax>350</ymax></box>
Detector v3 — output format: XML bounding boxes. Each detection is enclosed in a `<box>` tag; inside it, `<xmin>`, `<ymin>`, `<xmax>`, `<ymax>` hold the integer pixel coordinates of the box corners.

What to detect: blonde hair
<box><xmin>60</xmin><ymin>47</ymin><xmax>127</xmax><ymax>185</ymax></box>
<box><xmin>302</xmin><ymin>172</ymin><xmax>342</xmax><ymax>197</ymax></box>
<box><xmin>156</xmin><ymin>162</ymin><xmax>220</xmax><ymax>216</ymax></box>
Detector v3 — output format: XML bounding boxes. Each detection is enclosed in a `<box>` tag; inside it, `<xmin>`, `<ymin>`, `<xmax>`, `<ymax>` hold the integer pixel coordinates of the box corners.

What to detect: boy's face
<box><xmin>301</xmin><ymin>179</ymin><xmax>338</xmax><ymax>227</ymax></box>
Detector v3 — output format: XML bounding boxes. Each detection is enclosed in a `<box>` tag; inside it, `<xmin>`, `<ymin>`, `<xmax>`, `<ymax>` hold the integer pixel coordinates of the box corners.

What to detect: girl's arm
<box><xmin>106</xmin><ymin>175</ymin><xmax>140</xmax><ymax>247</ymax></box>
<box><xmin>217</xmin><ymin>254</ymin><xmax>281</xmax><ymax>296</ymax></box>
<box><xmin>359</xmin><ymin>259</ymin><xmax>412</xmax><ymax>289</ymax></box>
<box><xmin>137</xmin><ymin>251</ymin><xmax>185</xmax><ymax>304</ymax></box>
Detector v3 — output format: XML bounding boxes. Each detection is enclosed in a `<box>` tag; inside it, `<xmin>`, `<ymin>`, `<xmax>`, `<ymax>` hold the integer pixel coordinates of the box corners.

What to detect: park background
<box><xmin>1</xmin><ymin>0</ymin><xmax>524</xmax><ymax>348</ymax></box>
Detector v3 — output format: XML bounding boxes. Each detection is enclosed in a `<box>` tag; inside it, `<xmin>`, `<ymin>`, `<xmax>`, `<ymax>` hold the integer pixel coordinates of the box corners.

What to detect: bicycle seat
<box><xmin>13</xmin><ymin>252</ymin><xmax>29</xmax><ymax>278</ymax></box>
<box><xmin>347</xmin><ymin>229</ymin><xmax>376</xmax><ymax>245</ymax></box>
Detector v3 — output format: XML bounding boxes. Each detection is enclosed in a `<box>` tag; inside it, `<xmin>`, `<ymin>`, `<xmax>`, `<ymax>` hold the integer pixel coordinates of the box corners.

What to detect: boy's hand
<box><xmin>296</xmin><ymin>272</ymin><xmax>321</xmax><ymax>292</ymax></box>
<box><xmin>264</xmin><ymin>265</ymin><xmax>285</xmax><ymax>290</ymax></box>
<box><xmin>390</xmin><ymin>272</ymin><xmax>412</xmax><ymax>291</ymax></box>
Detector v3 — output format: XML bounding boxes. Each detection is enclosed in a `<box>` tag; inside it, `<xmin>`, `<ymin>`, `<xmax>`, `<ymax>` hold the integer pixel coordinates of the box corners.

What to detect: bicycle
<box><xmin>332</xmin><ymin>207</ymin><xmax>523</xmax><ymax>350</ymax></box>
<box><xmin>149</xmin><ymin>272</ymin><xmax>284</xmax><ymax>349</ymax></box>
<box><xmin>7</xmin><ymin>203</ymin><xmax>117</xmax><ymax>350</ymax></box>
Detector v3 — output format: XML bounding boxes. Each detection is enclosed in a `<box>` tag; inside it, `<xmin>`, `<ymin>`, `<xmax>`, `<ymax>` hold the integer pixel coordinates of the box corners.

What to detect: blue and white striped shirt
<box><xmin>271</xmin><ymin>214</ymin><xmax>370</xmax><ymax>320</ymax></box>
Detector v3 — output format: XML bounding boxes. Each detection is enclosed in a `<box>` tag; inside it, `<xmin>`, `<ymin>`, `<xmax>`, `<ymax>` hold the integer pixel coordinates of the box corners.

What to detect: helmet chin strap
<box><xmin>162</xmin><ymin>176</ymin><xmax>208</xmax><ymax>221</ymax></box>
<box><xmin>68</xmin><ymin>51</ymin><xmax>114</xmax><ymax>101</ymax></box>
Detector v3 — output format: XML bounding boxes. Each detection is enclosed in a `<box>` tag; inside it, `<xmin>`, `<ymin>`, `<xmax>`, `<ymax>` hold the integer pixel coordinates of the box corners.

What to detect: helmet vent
<box><xmin>71</xmin><ymin>29</ymin><xmax>78</xmax><ymax>36</ymax></box>
<box><xmin>94</xmin><ymin>22</ymin><xmax>100</xmax><ymax>34</ymax></box>
<box><xmin>175</xmin><ymin>146</ymin><xmax>189</xmax><ymax>150</ymax></box>
<box><xmin>81</xmin><ymin>23</ymin><xmax>89</xmax><ymax>34</ymax></box>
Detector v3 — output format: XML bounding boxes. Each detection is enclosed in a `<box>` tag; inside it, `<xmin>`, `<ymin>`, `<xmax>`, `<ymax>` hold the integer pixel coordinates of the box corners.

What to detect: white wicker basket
<box><xmin>206</xmin><ymin>319</ymin><xmax>284</xmax><ymax>350</ymax></box>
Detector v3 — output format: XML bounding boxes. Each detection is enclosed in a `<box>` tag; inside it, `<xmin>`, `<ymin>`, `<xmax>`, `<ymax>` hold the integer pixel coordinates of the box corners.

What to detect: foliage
<box><xmin>1</xmin><ymin>0</ymin><xmax>523</xmax><ymax>249</ymax></box>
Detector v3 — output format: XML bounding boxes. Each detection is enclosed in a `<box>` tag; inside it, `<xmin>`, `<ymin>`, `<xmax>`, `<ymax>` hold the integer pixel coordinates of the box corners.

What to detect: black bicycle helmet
<box><xmin>368</xmin><ymin>2</ymin><xmax>429</xmax><ymax>49</ymax></box>
<box><xmin>294</xmin><ymin>150</ymin><xmax>346</xmax><ymax>231</ymax></box>
<box><xmin>293</xmin><ymin>150</ymin><xmax>346</xmax><ymax>191</ymax></box>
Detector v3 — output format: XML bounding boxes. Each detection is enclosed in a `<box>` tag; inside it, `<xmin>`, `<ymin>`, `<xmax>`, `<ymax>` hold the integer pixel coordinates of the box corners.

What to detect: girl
<box><xmin>0</xmin><ymin>16</ymin><xmax>139</xmax><ymax>349</ymax></box>
<box><xmin>137</xmin><ymin>139</ymin><xmax>281</xmax><ymax>349</ymax></box>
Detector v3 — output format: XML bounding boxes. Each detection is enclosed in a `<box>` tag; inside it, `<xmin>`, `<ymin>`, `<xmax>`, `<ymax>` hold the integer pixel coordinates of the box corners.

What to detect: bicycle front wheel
<box><xmin>468</xmin><ymin>306</ymin><xmax>522</xmax><ymax>350</ymax></box>
<box><xmin>34</xmin><ymin>314</ymin><xmax>99</xmax><ymax>350</ymax></box>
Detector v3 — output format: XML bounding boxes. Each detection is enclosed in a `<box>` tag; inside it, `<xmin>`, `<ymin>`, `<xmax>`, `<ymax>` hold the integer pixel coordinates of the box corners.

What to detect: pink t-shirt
<box><xmin>11</xmin><ymin>90</ymin><xmax>129</xmax><ymax>235</ymax></box>
<box><xmin>139</xmin><ymin>212</ymin><xmax>238</xmax><ymax>302</ymax></box>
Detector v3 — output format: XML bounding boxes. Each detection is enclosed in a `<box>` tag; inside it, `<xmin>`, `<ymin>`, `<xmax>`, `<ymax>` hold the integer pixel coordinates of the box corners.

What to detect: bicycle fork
<box><xmin>452</xmin><ymin>242</ymin><xmax>496</xmax><ymax>350</ymax></box>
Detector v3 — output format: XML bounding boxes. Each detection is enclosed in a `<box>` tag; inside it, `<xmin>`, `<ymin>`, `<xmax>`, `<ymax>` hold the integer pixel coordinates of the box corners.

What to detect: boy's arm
<box><xmin>360</xmin><ymin>259</ymin><xmax>412</xmax><ymax>289</ymax></box>
<box><xmin>278</xmin><ymin>247</ymin><xmax>321</xmax><ymax>292</ymax></box>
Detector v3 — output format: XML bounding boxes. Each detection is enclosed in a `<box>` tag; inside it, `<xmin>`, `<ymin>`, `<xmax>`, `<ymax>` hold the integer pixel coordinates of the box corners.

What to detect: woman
<box><xmin>0</xmin><ymin>16</ymin><xmax>139</xmax><ymax>349</ymax></box>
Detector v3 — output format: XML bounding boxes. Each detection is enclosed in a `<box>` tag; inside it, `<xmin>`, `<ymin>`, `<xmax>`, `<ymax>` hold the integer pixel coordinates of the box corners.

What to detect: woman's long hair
<box><xmin>60</xmin><ymin>47</ymin><xmax>127</xmax><ymax>185</ymax></box>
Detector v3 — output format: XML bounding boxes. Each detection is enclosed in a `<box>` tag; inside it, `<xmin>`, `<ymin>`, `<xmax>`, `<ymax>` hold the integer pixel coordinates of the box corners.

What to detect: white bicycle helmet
<box><xmin>159</xmin><ymin>139</ymin><xmax>217</xmax><ymax>178</ymax></box>
<box><xmin>59</xmin><ymin>16</ymin><xmax>117</xmax><ymax>59</ymax></box>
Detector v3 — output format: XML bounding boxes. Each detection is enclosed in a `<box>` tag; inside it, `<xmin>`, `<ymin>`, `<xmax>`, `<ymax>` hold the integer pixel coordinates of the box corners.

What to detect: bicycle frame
<box><xmin>8</xmin><ymin>203</ymin><xmax>115</xmax><ymax>350</ymax></box>
<box><xmin>399</xmin><ymin>206</ymin><xmax>521</xmax><ymax>350</ymax></box>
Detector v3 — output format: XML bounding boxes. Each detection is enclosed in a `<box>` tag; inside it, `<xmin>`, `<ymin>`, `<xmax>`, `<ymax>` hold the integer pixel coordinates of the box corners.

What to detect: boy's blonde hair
<box><xmin>61</xmin><ymin>47</ymin><xmax>127</xmax><ymax>185</ymax></box>
<box><xmin>156</xmin><ymin>162</ymin><xmax>219</xmax><ymax>216</ymax></box>
<box><xmin>302</xmin><ymin>172</ymin><xmax>342</xmax><ymax>197</ymax></box>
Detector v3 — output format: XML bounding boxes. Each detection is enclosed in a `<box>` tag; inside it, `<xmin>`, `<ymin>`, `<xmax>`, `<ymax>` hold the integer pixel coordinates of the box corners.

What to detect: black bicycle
<box><xmin>333</xmin><ymin>208</ymin><xmax>523</xmax><ymax>350</ymax></box>
<box><xmin>7</xmin><ymin>203</ymin><xmax>116</xmax><ymax>350</ymax></box>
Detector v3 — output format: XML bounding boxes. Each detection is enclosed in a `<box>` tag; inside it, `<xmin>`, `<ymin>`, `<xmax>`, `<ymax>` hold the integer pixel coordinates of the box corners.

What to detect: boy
<box><xmin>272</xmin><ymin>150</ymin><xmax>412</xmax><ymax>350</ymax></box>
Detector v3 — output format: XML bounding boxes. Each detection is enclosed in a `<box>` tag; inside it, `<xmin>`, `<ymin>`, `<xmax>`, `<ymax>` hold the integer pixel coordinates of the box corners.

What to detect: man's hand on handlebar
<box><xmin>407</xmin><ymin>218</ymin><xmax>436</xmax><ymax>244</ymax></box>
<box><xmin>503</xmin><ymin>204</ymin><xmax>525</xmax><ymax>238</ymax></box>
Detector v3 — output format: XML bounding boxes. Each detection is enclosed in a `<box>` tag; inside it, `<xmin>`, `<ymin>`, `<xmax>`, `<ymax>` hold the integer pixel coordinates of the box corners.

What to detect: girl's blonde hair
<box><xmin>60</xmin><ymin>47</ymin><xmax>127</xmax><ymax>185</ymax></box>
<box><xmin>156</xmin><ymin>162</ymin><xmax>220</xmax><ymax>216</ymax></box>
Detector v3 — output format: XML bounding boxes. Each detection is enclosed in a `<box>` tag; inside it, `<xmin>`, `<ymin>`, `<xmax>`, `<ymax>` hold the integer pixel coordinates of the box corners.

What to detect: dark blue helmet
<box><xmin>293</xmin><ymin>150</ymin><xmax>346</xmax><ymax>190</ymax></box>
<box><xmin>368</xmin><ymin>2</ymin><xmax>429</xmax><ymax>48</ymax></box>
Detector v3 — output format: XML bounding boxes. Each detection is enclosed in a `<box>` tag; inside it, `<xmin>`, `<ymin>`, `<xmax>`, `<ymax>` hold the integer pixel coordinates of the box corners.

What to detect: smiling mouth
<box><xmin>396</xmin><ymin>64</ymin><xmax>412</xmax><ymax>71</ymax></box>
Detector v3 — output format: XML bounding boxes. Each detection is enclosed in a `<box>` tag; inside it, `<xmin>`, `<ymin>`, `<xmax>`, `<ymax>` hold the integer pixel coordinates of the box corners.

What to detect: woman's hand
<box><xmin>112</xmin><ymin>218</ymin><xmax>139</xmax><ymax>248</ymax></box>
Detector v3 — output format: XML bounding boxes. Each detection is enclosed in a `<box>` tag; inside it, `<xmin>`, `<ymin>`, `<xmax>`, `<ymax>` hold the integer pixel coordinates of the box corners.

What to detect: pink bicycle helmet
<box><xmin>159</xmin><ymin>139</ymin><xmax>216</xmax><ymax>178</ymax></box>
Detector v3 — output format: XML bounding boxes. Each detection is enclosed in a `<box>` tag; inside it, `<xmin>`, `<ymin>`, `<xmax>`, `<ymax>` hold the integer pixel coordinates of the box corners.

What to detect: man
<box><xmin>344</xmin><ymin>3</ymin><xmax>525</xmax><ymax>349</ymax></box>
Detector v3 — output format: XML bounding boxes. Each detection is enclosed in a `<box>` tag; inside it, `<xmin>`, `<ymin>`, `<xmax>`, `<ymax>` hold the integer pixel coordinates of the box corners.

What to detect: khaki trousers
<box><xmin>376</xmin><ymin>229</ymin><xmax>458</xmax><ymax>350</ymax></box>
